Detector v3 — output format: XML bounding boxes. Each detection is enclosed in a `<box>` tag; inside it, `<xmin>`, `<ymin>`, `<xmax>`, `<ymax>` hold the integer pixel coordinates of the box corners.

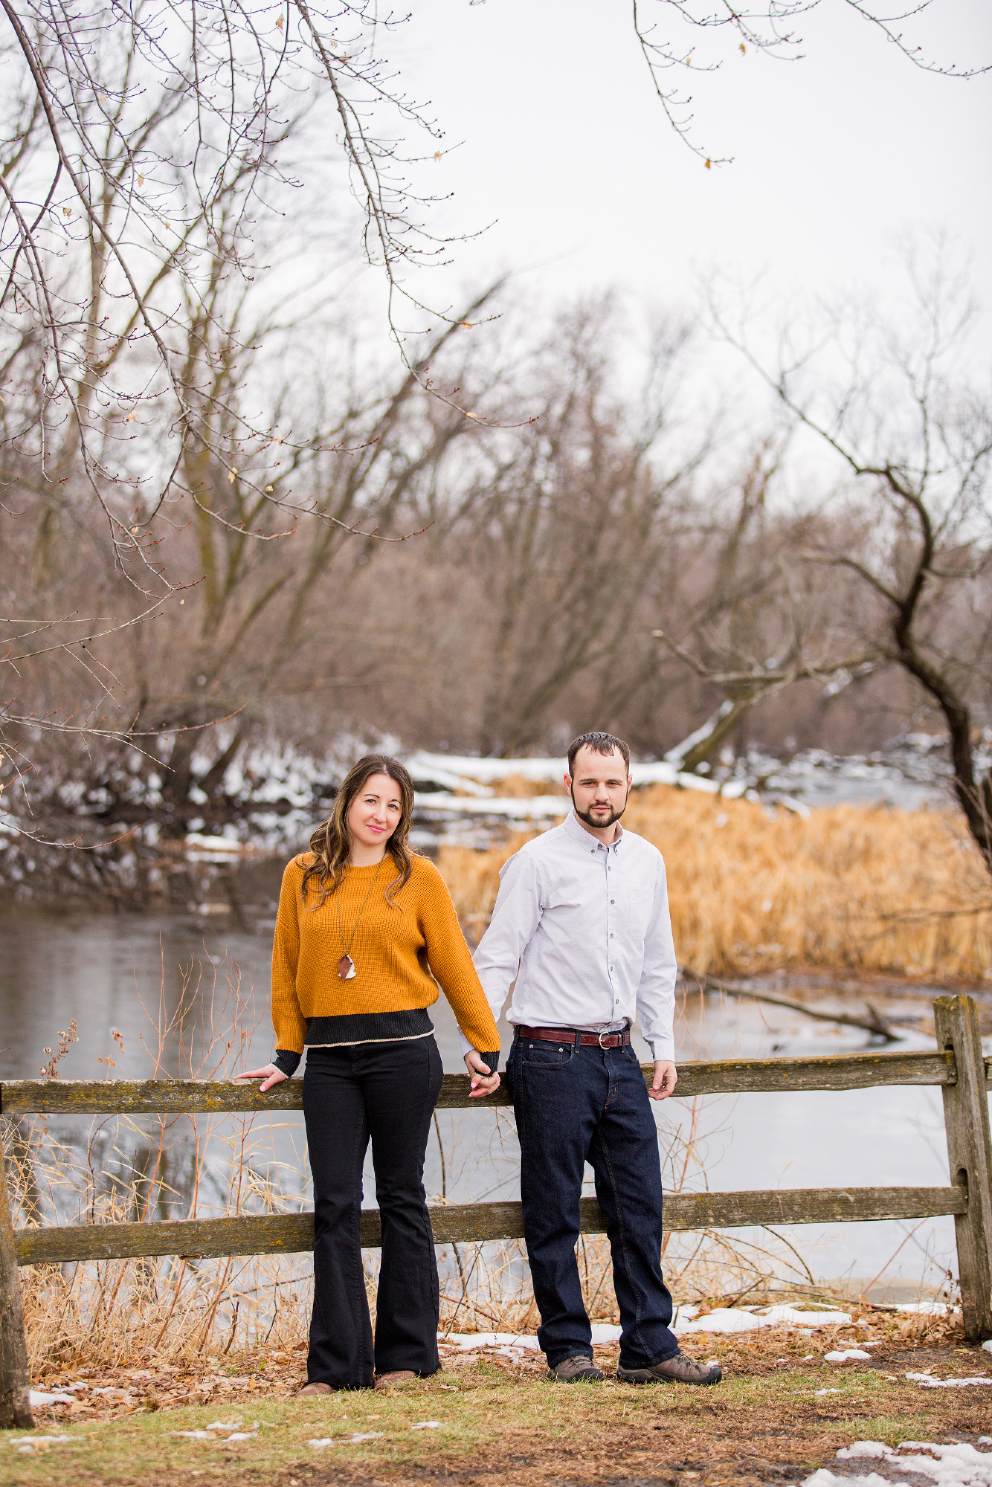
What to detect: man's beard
<box><xmin>571</xmin><ymin>786</ymin><xmax>629</xmax><ymax>831</ymax></box>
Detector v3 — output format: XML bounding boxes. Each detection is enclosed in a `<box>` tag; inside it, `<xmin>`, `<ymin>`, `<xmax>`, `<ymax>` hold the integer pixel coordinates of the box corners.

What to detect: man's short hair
<box><xmin>567</xmin><ymin>732</ymin><xmax>631</xmax><ymax>776</ymax></box>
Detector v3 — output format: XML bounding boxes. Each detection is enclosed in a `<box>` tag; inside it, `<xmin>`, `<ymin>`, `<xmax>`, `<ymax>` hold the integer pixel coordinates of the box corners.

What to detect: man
<box><xmin>469</xmin><ymin>732</ymin><xmax>721</xmax><ymax>1387</ymax></box>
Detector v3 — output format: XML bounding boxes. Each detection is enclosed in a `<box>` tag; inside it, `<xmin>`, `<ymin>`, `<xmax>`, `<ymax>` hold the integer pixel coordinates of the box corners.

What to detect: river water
<box><xmin>3</xmin><ymin>903</ymin><xmax>981</xmax><ymax>1301</ymax></box>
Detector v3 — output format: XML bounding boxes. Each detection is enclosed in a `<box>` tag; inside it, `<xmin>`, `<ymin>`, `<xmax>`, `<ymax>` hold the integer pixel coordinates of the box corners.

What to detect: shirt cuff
<box><xmin>648</xmin><ymin>1039</ymin><xmax>675</xmax><ymax>1063</ymax></box>
<box><xmin>274</xmin><ymin>1048</ymin><xmax>302</xmax><ymax>1077</ymax></box>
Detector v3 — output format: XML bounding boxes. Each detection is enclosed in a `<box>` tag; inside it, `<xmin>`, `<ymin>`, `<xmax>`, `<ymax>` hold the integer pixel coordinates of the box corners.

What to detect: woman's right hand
<box><xmin>464</xmin><ymin>1049</ymin><xmax>500</xmax><ymax>1098</ymax></box>
<box><xmin>235</xmin><ymin>1063</ymin><xmax>288</xmax><ymax>1094</ymax></box>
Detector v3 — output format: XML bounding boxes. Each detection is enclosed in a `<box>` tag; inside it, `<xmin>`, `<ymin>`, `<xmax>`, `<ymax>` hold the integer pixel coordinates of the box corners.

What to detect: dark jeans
<box><xmin>506</xmin><ymin>1034</ymin><xmax>679</xmax><ymax>1370</ymax></box>
<box><xmin>303</xmin><ymin>1037</ymin><xmax>444</xmax><ymax>1388</ymax></box>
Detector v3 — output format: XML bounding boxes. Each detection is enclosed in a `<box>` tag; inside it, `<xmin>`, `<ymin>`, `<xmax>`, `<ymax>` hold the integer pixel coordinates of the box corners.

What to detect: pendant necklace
<box><xmin>335</xmin><ymin>858</ymin><xmax>384</xmax><ymax>980</ymax></box>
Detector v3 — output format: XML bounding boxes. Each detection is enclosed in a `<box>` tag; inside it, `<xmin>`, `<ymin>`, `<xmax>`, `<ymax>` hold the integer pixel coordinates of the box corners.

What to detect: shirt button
<box><xmin>609</xmin><ymin>932</ymin><xmax>614</xmax><ymax>938</ymax></box>
<box><xmin>611</xmin><ymin>899</ymin><xmax>615</xmax><ymax>904</ymax></box>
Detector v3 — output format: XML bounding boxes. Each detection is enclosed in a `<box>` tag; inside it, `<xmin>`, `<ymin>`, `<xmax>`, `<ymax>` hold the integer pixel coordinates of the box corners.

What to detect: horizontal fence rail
<box><xmin>12</xmin><ymin>1185</ymin><xmax>969</xmax><ymax>1268</ymax></box>
<box><xmin>2</xmin><ymin>992</ymin><xmax>992</xmax><ymax>1430</ymax></box>
<box><xmin>2</xmin><ymin>1048</ymin><xmax>986</xmax><ymax>1118</ymax></box>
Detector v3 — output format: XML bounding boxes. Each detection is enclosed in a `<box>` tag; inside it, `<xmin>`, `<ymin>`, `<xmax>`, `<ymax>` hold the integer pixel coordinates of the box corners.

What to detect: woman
<box><xmin>237</xmin><ymin>754</ymin><xmax>500</xmax><ymax>1392</ymax></box>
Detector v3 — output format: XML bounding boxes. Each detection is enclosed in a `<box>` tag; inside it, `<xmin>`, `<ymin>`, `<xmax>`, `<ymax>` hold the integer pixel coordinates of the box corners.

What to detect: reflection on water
<box><xmin>0</xmin><ymin>907</ymin><xmax>518</xmax><ymax>1232</ymax></box>
<box><xmin>2</xmin><ymin>907</ymin><xmax>984</xmax><ymax>1293</ymax></box>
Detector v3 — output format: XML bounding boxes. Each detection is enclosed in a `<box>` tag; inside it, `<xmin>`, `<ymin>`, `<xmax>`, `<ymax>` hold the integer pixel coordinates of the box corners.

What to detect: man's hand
<box><xmin>235</xmin><ymin>1062</ymin><xmax>288</xmax><ymax>1094</ymax></box>
<box><xmin>649</xmin><ymin>1060</ymin><xmax>677</xmax><ymax>1101</ymax></box>
<box><xmin>465</xmin><ymin>1050</ymin><xmax>500</xmax><ymax>1099</ymax></box>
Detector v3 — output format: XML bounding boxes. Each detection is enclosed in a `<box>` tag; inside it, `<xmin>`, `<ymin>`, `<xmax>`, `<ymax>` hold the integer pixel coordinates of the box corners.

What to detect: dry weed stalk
<box><xmin>7</xmin><ymin>926</ymin><xmax>891</xmax><ymax>1375</ymax></box>
<box><xmin>9</xmin><ymin>953</ymin><xmax>315</xmax><ymax>1372</ymax></box>
<box><xmin>438</xmin><ymin>787</ymin><xmax>992</xmax><ymax>980</ymax></box>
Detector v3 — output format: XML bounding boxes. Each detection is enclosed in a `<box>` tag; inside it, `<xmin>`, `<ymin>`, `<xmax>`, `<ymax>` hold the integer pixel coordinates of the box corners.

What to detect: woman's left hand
<box><xmin>464</xmin><ymin>1050</ymin><xmax>500</xmax><ymax>1098</ymax></box>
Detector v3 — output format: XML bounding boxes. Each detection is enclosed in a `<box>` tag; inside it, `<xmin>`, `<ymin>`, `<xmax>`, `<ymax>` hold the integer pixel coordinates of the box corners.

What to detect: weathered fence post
<box><xmin>0</xmin><ymin>1130</ymin><xmax>33</xmax><ymax>1429</ymax></box>
<box><xmin>934</xmin><ymin>995</ymin><xmax>992</xmax><ymax>1342</ymax></box>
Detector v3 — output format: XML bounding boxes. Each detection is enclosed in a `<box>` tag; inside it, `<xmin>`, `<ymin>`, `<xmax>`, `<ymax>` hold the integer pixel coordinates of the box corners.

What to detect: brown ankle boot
<box><xmin>373</xmin><ymin>1370</ymin><xmax>418</xmax><ymax>1390</ymax></box>
<box><xmin>617</xmin><ymin>1350</ymin><xmax>722</xmax><ymax>1386</ymax></box>
<box><xmin>548</xmin><ymin>1356</ymin><xmax>604</xmax><ymax>1383</ymax></box>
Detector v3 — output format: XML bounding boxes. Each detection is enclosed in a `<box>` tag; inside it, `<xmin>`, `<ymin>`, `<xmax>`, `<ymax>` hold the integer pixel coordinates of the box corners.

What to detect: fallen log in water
<box><xmin>685</xmin><ymin>975</ymin><xmax>906</xmax><ymax>1043</ymax></box>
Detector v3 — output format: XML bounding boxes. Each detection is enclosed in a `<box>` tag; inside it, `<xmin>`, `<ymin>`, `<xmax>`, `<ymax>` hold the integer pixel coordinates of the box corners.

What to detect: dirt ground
<box><xmin>5</xmin><ymin>1322</ymin><xmax>992</xmax><ymax>1487</ymax></box>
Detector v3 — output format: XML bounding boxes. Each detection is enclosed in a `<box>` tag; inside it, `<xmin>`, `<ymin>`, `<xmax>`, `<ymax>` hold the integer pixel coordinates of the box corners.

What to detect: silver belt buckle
<box><xmin>598</xmin><ymin>1029</ymin><xmax>610</xmax><ymax>1048</ymax></box>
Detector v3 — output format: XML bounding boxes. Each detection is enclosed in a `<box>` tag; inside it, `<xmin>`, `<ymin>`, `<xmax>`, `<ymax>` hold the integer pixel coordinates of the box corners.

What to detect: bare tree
<box><xmin>2</xmin><ymin>0</ymin><xmax>986</xmax><ymax>732</ymax></box>
<box><xmin>0</xmin><ymin>0</ymin><xmax>510</xmax><ymax>837</ymax></box>
<box><xmin>0</xmin><ymin>0</ymin><xmax>492</xmax><ymax>811</ymax></box>
<box><xmin>632</xmin><ymin>0</ymin><xmax>988</xmax><ymax>165</ymax></box>
<box><xmin>685</xmin><ymin>249</ymin><xmax>992</xmax><ymax>869</ymax></box>
<box><xmin>650</xmin><ymin>440</ymin><xmax>882</xmax><ymax>770</ymax></box>
<box><xmin>2</xmin><ymin>266</ymin><xmax>506</xmax><ymax>829</ymax></box>
<box><xmin>137</xmin><ymin>274</ymin><xmax>505</xmax><ymax>819</ymax></box>
<box><xmin>425</xmin><ymin>299</ymin><xmax>717</xmax><ymax>756</ymax></box>
<box><xmin>4</xmin><ymin>0</ymin><xmax>985</xmax><ymax>536</ymax></box>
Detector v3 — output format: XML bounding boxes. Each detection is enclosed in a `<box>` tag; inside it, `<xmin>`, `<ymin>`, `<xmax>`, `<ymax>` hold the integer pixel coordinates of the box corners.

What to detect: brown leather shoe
<box><xmin>300</xmin><ymin>1381</ymin><xmax>333</xmax><ymax>1395</ymax></box>
<box><xmin>617</xmin><ymin>1350</ymin><xmax>722</xmax><ymax>1386</ymax></box>
<box><xmin>373</xmin><ymin>1370</ymin><xmax>418</xmax><ymax>1390</ymax></box>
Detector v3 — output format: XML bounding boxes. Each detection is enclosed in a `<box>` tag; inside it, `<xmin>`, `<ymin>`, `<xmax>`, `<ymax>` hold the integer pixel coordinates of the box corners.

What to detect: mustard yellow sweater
<box><xmin>270</xmin><ymin>852</ymin><xmax>500</xmax><ymax>1064</ymax></box>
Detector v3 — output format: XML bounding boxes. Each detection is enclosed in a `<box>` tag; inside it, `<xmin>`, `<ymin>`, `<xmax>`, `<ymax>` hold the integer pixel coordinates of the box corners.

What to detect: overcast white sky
<box><xmin>384</xmin><ymin>0</ymin><xmax>991</xmax><ymax>321</ymax></box>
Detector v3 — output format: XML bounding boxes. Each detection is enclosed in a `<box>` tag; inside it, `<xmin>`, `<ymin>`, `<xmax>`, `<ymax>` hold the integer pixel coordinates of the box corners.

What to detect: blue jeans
<box><xmin>506</xmin><ymin>1034</ymin><xmax>679</xmax><ymax>1370</ymax></box>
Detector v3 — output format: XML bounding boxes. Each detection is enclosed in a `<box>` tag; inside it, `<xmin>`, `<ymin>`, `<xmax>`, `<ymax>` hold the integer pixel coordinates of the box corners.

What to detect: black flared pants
<box><xmin>303</xmin><ymin>1037</ymin><xmax>444</xmax><ymax>1389</ymax></box>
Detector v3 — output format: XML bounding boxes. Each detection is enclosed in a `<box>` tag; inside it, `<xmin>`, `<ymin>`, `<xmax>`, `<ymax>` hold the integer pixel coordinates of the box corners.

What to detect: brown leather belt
<box><xmin>515</xmin><ymin>1025</ymin><xmax>631</xmax><ymax>1049</ymax></box>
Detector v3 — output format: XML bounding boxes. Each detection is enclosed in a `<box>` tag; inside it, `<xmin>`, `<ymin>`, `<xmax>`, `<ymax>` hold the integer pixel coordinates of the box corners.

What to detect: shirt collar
<box><xmin>564</xmin><ymin>809</ymin><xmax>624</xmax><ymax>853</ymax></box>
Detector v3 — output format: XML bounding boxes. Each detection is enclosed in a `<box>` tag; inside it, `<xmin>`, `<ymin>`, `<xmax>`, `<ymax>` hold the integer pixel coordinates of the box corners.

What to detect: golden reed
<box><xmin>437</xmin><ymin>786</ymin><xmax>992</xmax><ymax>982</ymax></box>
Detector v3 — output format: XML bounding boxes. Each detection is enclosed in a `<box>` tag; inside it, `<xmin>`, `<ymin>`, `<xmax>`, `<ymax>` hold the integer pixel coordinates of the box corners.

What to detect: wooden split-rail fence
<box><xmin>2</xmin><ymin>993</ymin><xmax>991</xmax><ymax>1427</ymax></box>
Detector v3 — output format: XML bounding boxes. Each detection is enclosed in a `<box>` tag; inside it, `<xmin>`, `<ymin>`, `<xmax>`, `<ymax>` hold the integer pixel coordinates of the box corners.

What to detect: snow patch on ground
<box><xmin>440</xmin><ymin>1305</ymin><xmax>854</xmax><ymax>1351</ymax></box>
<box><xmin>440</xmin><ymin>1303</ymin><xmax>956</xmax><ymax>1351</ymax></box>
<box><xmin>905</xmin><ymin>1373</ymin><xmax>992</xmax><ymax>1388</ymax></box>
<box><xmin>442</xmin><ymin>1331</ymin><xmax>540</xmax><ymax>1351</ymax></box>
<box><xmin>8</xmin><ymin>1436</ymin><xmax>72</xmax><ymax>1454</ymax></box>
<box><xmin>804</xmin><ymin>1439</ymin><xmax>992</xmax><ymax>1485</ymax></box>
<box><xmin>804</xmin><ymin>1474</ymin><xmax>898</xmax><ymax>1487</ymax></box>
<box><xmin>674</xmin><ymin>1304</ymin><xmax>852</xmax><ymax>1334</ymax></box>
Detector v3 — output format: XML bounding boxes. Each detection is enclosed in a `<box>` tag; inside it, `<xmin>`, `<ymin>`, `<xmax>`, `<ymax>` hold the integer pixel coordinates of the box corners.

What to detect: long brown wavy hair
<box><xmin>300</xmin><ymin>754</ymin><xmax>416</xmax><ymax>908</ymax></box>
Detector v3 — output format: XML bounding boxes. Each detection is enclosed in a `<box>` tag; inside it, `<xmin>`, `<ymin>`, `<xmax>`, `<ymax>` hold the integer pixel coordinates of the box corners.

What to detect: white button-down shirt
<box><xmin>466</xmin><ymin>810</ymin><xmax>678</xmax><ymax>1062</ymax></box>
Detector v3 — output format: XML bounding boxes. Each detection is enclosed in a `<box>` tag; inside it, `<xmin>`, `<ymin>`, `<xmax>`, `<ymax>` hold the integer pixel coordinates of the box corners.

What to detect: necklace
<box><xmin>335</xmin><ymin>858</ymin><xmax>384</xmax><ymax>980</ymax></box>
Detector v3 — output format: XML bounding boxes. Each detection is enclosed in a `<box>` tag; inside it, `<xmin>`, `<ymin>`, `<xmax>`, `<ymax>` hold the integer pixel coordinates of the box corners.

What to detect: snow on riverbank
<box><xmin>405</xmin><ymin>737</ymin><xmax>968</xmax><ymax>815</ymax></box>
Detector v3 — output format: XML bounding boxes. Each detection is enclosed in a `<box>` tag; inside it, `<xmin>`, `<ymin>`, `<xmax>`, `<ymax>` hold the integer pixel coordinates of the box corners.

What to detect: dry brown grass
<box><xmin>488</xmin><ymin>775</ymin><xmax>560</xmax><ymax>798</ymax></box>
<box><xmin>16</xmin><ymin>1321</ymin><xmax>992</xmax><ymax>1487</ymax></box>
<box><xmin>16</xmin><ymin>1155</ymin><xmax>811</xmax><ymax>1375</ymax></box>
<box><xmin>437</xmin><ymin>832</ymin><xmax>536</xmax><ymax>947</ymax></box>
<box><xmin>436</xmin><ymin>786</ymin><xmax>992</xmax><ymax>981</ymax></box>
